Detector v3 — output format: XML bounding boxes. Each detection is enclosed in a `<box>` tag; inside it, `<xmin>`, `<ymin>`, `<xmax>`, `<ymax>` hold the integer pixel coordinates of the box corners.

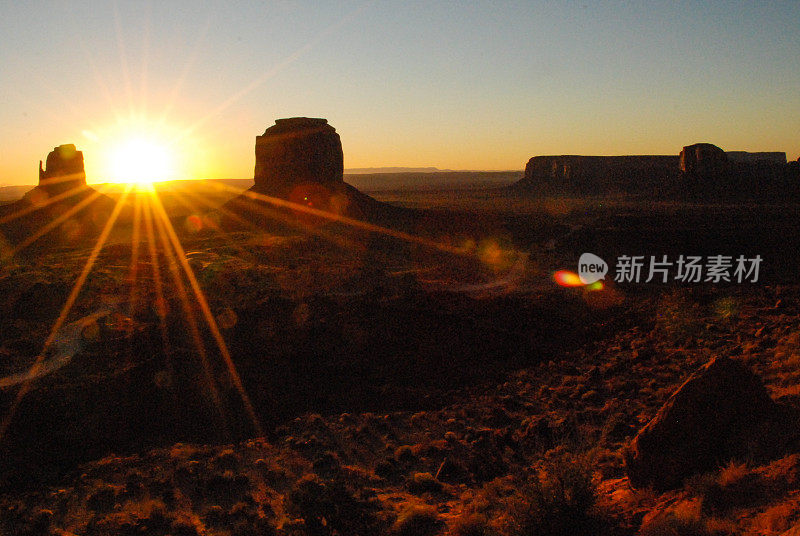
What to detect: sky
<box><xmin>0</xmin><ymin>0</ymin><xmax>798</xmax><ymax>184</ymax></box>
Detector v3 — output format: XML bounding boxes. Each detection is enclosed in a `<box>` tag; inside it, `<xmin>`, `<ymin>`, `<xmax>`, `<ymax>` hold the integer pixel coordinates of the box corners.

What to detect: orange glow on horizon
<box><xmin>79</xmin><ymin>116</ymin><xmax>217</xmax><ymax>185</ymax></box>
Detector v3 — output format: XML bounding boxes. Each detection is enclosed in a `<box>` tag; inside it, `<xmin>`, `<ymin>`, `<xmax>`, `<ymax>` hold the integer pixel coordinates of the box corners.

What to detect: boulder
<box><xmin>624</xmin><ymin>356</ymin><xmax>792</xmax><ymax>491</ymax></box>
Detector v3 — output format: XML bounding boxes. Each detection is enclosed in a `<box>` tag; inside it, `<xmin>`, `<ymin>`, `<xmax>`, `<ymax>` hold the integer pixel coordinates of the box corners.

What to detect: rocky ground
<box><xmin>0</xmin><ymin>195</ymin><xmax>799</xmax><ymax>535</ymax></box>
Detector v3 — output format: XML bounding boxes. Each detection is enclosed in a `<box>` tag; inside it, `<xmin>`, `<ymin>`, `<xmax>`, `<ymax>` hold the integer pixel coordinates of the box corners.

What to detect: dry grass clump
<box><xmin>446</xmin><ymin>513</ymin><xmax>496</xmax><ymax>536</ymax></box>
<box><xmin>407</xmin><ymin>472</ymin><xmax>444</xmax><ymax>495</ymax></box>
<box><xmin>685</xmin><ymin>461</ymin><xmax>769</xmax><ymax>515</ymax></box>
<box><xmin>393</xmin><ymin>504</ymin><xmax>443</xmax><ymax>536</ymax></box>
<box><xmin>502</xmin><ymin>453</ymin><xmax>609</xmax><ymax>536</ymax></box>
<box><xmin>640</xmin><ymin>515</ymin><xmax>735</xmax><ymax>536</ymax></box>
<box><xmin>284</xmin><ymin>473</ymin><xmax>387</xmax><ymax>536</ymax></box>
<box><xmin>655</xmin><ymin>291</ymin><xmax>706</xmax><ymax>346</ymax></box>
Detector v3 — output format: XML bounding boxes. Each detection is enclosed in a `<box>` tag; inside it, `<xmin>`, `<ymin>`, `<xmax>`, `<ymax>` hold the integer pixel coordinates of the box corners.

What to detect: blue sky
<box><xmin>1</xmin><ymin>1</ymin><xmax>798</xmax><ymax>183</ymax></box>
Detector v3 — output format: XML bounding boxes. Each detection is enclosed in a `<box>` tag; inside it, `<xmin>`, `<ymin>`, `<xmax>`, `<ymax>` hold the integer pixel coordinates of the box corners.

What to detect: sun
<box><xmin>107</xmin><ymin>136</ymin><xmax>174</xmax><ymax>185</ymax></box>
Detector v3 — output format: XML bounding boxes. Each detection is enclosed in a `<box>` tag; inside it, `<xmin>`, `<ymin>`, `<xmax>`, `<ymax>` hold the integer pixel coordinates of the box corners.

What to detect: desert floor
<box><xmin>0</xmin><ymin>182</ymin><xmax>799</xmax><ymax>535</ymax></box>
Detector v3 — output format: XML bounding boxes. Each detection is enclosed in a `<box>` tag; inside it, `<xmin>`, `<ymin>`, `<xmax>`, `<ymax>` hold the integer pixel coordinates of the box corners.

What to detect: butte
<box><xmin>222</xmin><ymin>118</ymin><xmax>407</xmax><ymax>230</ymax></box>
<box><xmin>0</xmin><ymin>144</ymin><xmax>117</xmax><ymax>250</ymax></box>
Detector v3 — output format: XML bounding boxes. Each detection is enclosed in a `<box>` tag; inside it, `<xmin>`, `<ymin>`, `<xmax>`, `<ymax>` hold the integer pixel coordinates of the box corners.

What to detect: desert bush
<box><xmin>655</xmin><ymin>292</ymin><xmax>706</xmax><ymax>346</ymax></box>
<box><xmin>393</xmin><ymin>504</ymin><xmax>444</xmax><ymax>536</ymax></box>
<box><xmin>639</xmin><ymin>514</ymin><xmax>734</xmax><ymax>536</ymax></box>
<box><xmin>686</xmin><ymin>461</ymin><xmax>767</xmax><ymax>514</ymax></box>
<box><xmin>407</xmin><ymin>472</ymin><xmax>443</xmax><ymax>495</ymax></box>
<box><xmin>447</xmin><ymin>513</ymin><xmax>496</xmax><ymax>536</ymax></box>
<box><xmin>284</xmin><ymin>474</ymin><xmax>385</xmax><ymax>536</ymax></box>
<box><xmin>395</xmin><ymin>445</ymin><xmax>417</xmax><ymax>463</ymax></box>
<box><xmin>505</xmin><ymin>454</ymin><xmax>602</xmax><ymax>536</ymax></box>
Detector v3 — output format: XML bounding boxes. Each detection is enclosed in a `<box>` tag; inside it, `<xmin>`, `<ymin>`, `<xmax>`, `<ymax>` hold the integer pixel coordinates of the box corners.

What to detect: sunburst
<box><xmin>0</xmin><ymin>0</ymin><xmax>523</xmax><ymax>447</ymax></box>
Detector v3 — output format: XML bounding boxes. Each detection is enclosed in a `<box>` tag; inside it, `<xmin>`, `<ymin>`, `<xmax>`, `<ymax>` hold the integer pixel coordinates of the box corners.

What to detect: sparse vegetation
<box><xmin>393</xmin><ymin>504</ymin><xmax>443</xmax><ymax>536</ymax></box>
<box><xmin>503</xmin><ymin>454</ymin><xmax>604</xmax><ymax>536</ymax></box>
<box><xmin>1</xmin><ymin>192</ymin><xmax>800</xmax><ymax>536</ymax></box>
<box><xmin>285</xmin><ymin>474</ymin><xmax>386</xmax><ymax>536</ymax></box>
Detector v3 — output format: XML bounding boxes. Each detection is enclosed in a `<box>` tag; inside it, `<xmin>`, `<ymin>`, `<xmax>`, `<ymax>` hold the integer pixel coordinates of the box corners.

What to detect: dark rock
<box><xmin>312</xmin><ymin>451</ymin><xmax>341</xmax><ymax>478</ymax></box>
<box><xmin>511</xmin><ymin>155</ymin><xmax>678</xmax><ymax>196</ymax></box>
<box><xmin>254</xmin><ymin>117</ymin><xmax>343</xmax><ymax>197</ymax></box>
<box><xmin>624</xmin><ymin>356</ymin><xmax>797</xmax><ymax>491</ymax></box>
<box><xmin>38</xmin><ymin>144</ymin><xmax>86</xmax><ymax>193</ymax></box>
<box><xmin>0</xmin><ymin>143</ymin><xmax>120</xmax><ymax>250</ymax></box>
<box><xmin>679</xmin><ymin>143</ymin><xmax>728</xmax><ymax>176</ymax></box>
<box><xmin>10</xmin><ymin>281</ymin><xmax>70</xmax><ymax>321</ymax></box>
<box><xmin>223</xmin><ymin>118</ymin><xmax>411</xmax><ymax>228</ymax></box>
<box><xmin>407</xmin><ymin>472</ymin><xmax>442</xmax><ymax>494</ymax></box>
<box><xmin>87</xmin><ymin>485</ymin><xmax>117</xmax><ymax>513</ymax></box>
<box><xmin>511</xmin><ymin>144</ymin><xmax>798</xmax><ymax>200</ymax></box>
<box><xmin>726</xmin><ymin>151</ymin><xmax>786</xmax><ymax>166</ymax></box>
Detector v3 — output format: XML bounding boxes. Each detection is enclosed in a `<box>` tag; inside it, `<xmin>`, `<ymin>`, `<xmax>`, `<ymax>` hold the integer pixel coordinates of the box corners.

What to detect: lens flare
<box><xmin>554</xmin><ymin>270</ymin><xmax>584</xmax><ymax>287</ymax></box>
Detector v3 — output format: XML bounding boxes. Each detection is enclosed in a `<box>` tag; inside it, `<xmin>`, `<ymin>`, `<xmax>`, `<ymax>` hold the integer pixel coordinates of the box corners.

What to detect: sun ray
<box><xmin>139</xmin><ymin>1</ymin><xmax>151</xmax><ymax>117</ymax></box>
<box><xmin>112</xmin><ymin>0</ymin><xmax>135</xmax><ymax>119</ymax></box>
<box><xmin>0</xmin><ymin>183</ymin><xmax>91</xmax><ymax>226</ymax></box>
<box><xmin>213</xmin><ymin>182</ymin><xmax>467</xmax><ymax>257</ymax></box>
<box><xmin>76</xmin><ymin>36</ymin><xmax>118</xmax><ymax>114</ymax></box>
<box><xmin>3</xmin><ymin>189</ymin><xmax>108</xmax><ymax>259</ymax></box>
<box><xmin>142</xmin><ymin>191</ymin><xmax>176</xmax><ymax>397</ymax></box>
<box><xmin>198</xmin><ymin>181</ymin><xmax>362</xmax><ymax>252</ymax></box>
<box><xmin>156</xmin><ymin>15</ymin><xmax>214</xmax><ymax>127</ymax></box>
<box><xmin>170</xmin><ymin>187</ymin><xmax>264</xmax><ymax>262</ymax></box>
<box><xmin>125</xmin><ymin>191</ymin><xmax>143</xmax><ymax>336</ymax></box>
<box><xmin>149</xmin><ymin>190</ymin><xmax>263</xmax><ymax>435</ymax></box>
<box><xmin>0</xmin><ymin>185</ymin><xmax>133</xmax><ymax>438</ymax></box>
<box><xmin>145</xmin><ymin>194</ymin><xmax>229</xmax><ymax>432</ymax></box>
<box><xmin>174</xmin><ymin>2</ymin><xmax>372</xmax><ymax>143</ymax></box>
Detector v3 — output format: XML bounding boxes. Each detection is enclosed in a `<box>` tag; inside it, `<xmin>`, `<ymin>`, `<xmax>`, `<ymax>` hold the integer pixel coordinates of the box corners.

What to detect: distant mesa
<box><xmin>0</xmin><ymin>143</ymin><xmax>116</xmax><ymax>250</ymax></box>
<box><xmin>346</xmin><ymin>167</ymin><xmax>443</xmax><ymax>174</ymax></box>
<box><xmin>512</xmin><ymin>154</ymin><xmax>679</xmax><ymax>197</ymax></box>
<box><xmin>725</xmin><ymin>150</ymin><xmax>787</xmax><ymax>166</ymax></box>
<box><xmin>678</xmin><ymin>142</ymin><xmax>728</xmax><ymax>176</ymax></box>
<box><xmin>223</xmin><ymin>117</ymin><xmax>407</xmax><ymax>229</ymax></box>
<box><xmin>511</xmin><ymin>142</ymin><xmax>798</xmax><ymax>201</ymax></box>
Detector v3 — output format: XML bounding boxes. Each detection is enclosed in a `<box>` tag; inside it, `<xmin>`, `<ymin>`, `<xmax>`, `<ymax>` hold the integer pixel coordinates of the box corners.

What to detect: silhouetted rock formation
<box><xmin>0</xmin><ymin>144</ymin><xmax>116</xmax><ymax>251</ymax></box>
<box><xmin>38</xmin><ymin>144</ymin><xmax>87</xmax><ymax>194</ymax></box>
<box><xmin>512</xmin><ymin>143</ymin><xmax>799</xmax><ymax>201</ymax></box>
<box><xmin>254</xmin><ymin>118</ymin><xmax>343</xmax><ymax>197</ymax></box>
<box><xmin>726</xmin><ymin>151</ymin><xmax>787</xmax><ymax>166</ymax></box>
<box><xmin>223</xmin><ymin>118</ymin><xmax>410</xmax><ymax>229</ymax></box>
<box><xmin>624</xmin><ymin>356</ymin><xmax>799</xmax><ymax>491</ymax></box>
<box><xmin>511</xmin><ymin>155</ymin><xmax>678</xmax><ymax>196</ymax></box>
<box><xmin>678</xmin><ymin>143</ymin><xmax>798</xmax><ymax>201</ymax></box>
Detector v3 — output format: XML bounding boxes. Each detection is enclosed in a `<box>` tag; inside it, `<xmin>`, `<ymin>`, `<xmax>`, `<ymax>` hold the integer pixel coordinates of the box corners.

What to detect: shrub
<box><xmin>407</xmin><ymin>472</ymin><xmax>443</xmax><ymax>495</ymax></box>
<box><xmin>447</xmin><ymin>513</ymin><xmax>496</xmax><ymax>536</ymax></box>
<box><xmin>640</xmin><ymin>514</ymin><xmax>734</xmax><ymax>536</ymax></box>
<box><xmin>505</xmin><ymin>454</ymin><xmax>601</xmax><ymax>536</ymax></box>
<box><xmin>393</xmin><ymin>504</ymin><xmax>444</xmax><ymax>536</ymax></box>
<box><xmin>686</xmin><ymin>461</ymin><xmax>767</xmax><ymax>514</ymax></box>
<box><xmin>285</xmin><ymin>474</ymin><xmax>385</xmax><ymax>536</ymax></box>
